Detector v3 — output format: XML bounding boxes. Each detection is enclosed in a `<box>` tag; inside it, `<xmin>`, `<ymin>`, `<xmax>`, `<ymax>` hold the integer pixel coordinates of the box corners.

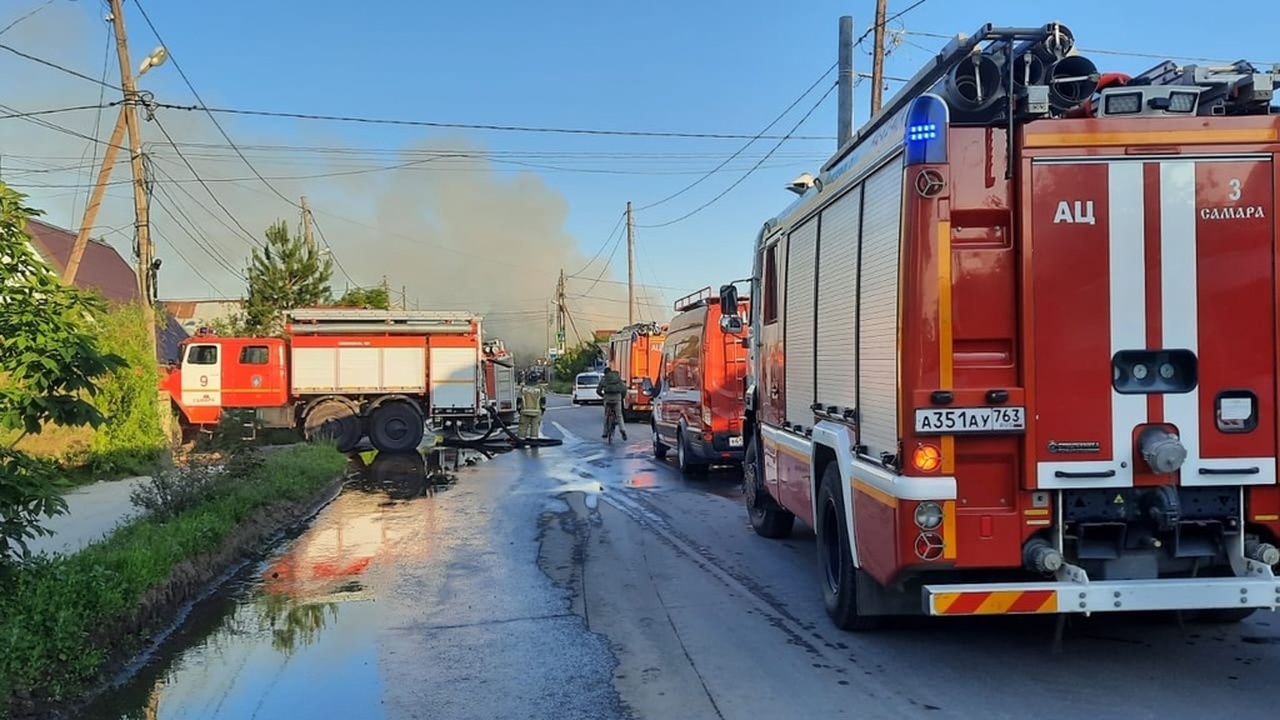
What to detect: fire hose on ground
<box><xmin>436</xmin><ymin>405</ymin><xmax>563</xmax><ymax>451</ymax></box>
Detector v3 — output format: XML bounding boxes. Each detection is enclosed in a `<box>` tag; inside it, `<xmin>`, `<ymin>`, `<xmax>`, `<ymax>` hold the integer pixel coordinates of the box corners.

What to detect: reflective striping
<box><xmin>932</xmin><ymin>589</ymin><xmax>1058</xmax><ymax>615</ymax></box>
<box><xmin>937</xmin><ymin>220</ymin><xmax>955</xmax><ymax>475</ymax></box>
<box><xmin>941</xmin><ymin>500</ymin><xmax>957</xmax><ymax>560</ymax></box>
<box><xmin>852</xmin><ymin>479</ymin><xmax>898</xmax><ymax>509</ymax></box>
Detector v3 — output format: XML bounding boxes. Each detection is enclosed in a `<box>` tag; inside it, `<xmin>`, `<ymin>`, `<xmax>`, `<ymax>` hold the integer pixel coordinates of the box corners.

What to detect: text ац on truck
<box><xmin>719</xmin><ymin>20</ymin><xmax>1280</xmax><ymax>631</ymax></box>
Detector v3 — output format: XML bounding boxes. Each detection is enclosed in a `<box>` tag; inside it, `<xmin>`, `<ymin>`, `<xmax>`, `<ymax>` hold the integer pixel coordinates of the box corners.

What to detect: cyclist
<box><xmin>595</xmin><ymin>366</ymin><xmax>628</xmax><ymax>441</ymax></box>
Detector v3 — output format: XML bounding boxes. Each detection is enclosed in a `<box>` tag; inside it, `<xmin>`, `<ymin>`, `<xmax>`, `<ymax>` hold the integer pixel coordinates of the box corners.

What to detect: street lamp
<box><xmin>137</xmin><ymin>45</ymin><xmax>168</xmax><ymax>77</ymax></box>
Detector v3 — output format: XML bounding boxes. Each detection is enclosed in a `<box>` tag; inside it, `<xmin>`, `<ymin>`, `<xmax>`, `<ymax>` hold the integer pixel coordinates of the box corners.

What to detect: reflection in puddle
<box><xmin>78</xmin><ymin>447</ymin><xmax>481</xmax><ymax>720</ymax></box>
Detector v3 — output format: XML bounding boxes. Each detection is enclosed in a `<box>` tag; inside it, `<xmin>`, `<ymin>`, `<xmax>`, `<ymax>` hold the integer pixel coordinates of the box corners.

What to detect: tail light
<box><xmin>912</xmin><ymin>443</ymin><xmax>942</xmax><ymax>473</ymax></box>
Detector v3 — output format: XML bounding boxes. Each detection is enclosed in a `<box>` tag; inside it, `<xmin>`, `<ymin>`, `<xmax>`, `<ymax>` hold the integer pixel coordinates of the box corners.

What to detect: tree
<box><xmin>242</xmin><ymin>220</ymin><xmax>334</xmax><ymax>335</ymax></box>
<box><xmin>552</xmin><ymin>342</ymin><xmax>603</xmax><ymax>381</ymax></box>
<box><xmin>0</xmin><ymin>183</ymin><xmax>124</xmax><ymax>561</ymax></box>
<box><xmin>336</xmin><ymin>286</ymin><xmax>390</xmax><ymax>309</ymax></box>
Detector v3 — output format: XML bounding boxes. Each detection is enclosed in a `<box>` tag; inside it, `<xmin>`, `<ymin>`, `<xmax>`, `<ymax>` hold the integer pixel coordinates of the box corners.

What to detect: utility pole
<box><xmin>300</xmin><ymin>195</ymin><xmax>314</xmax><ymax>250</ymax></box>
<box><xmin>625</xmin><ymin>201</ymin><xmax>636</xmax><ymax>326</ymax></box>
<box><xmin>107</xmin><ymin>0</ymin><xmax>166</xmax><ymax>434</ymax></box>
<box><xmin>870</xmin><ymin>0</ymin><xmax>889</xmax><ymax>114</ymax></box>
<box><xmin>555</xmin><ymin>270</ymin><xmax>567</xmax><ymax>355</ymax></box>
<box><xmin>837</xmin><ymin>15</ymin><xmax>855</xmax><ymax>148</ymax></box>
<box><xmin>64</xmin><ymin>110</ymin><xmax>126</xmax><ymax>284</ymax></box>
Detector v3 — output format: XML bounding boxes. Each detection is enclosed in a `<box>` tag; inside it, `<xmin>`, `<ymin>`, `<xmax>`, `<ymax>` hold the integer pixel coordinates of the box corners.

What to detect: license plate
<box><xmin>729</xmin><ymin>436</ymin><xmax>744</xmax><ymax>447</ymax></box>
<box><xmin>914</xmin><ymin>406</ymin><xmax>1026</xmax><ymax>434</ymax></box>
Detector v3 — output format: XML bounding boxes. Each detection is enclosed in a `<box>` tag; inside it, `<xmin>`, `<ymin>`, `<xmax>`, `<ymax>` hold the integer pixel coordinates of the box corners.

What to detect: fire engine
<box><xmin>719</xmin><ymin>20</ymin><xmax>1280</xmax><ymax>630</ymax></box>
<box><xmin>481</xmin><ymin>338</ymin><xmax>518</xmax><ymax>426</ymax></box>
<box><xmin>648</xmin><ymin>287</ymin><xmax>751</xmax><ymax>473</ymax></box>
<box><xmin>163</xmin><ymin>308</ymin><xmax>485</xmax><ymax>454</ymax></box>
<box><xmin>608</xmin><ymin>321</ymin><xmax>667</xmax><ymax>422</ymax></box>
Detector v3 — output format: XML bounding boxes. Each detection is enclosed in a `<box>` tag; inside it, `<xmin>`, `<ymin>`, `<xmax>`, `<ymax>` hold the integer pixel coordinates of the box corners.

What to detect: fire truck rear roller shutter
<box><xmin>857</xmin><ymin>154</ymin><xmax>905</xmax><ymax>462</ymax></box>
<box><xmin>816</xmin><ymin>185</ymin><xmax>862</xmax><ymax>412</ymax></box>
<box><xmin>784</xmin><ymin>216</ymin><xmax>818</xmax><ymax>426</ymax></box>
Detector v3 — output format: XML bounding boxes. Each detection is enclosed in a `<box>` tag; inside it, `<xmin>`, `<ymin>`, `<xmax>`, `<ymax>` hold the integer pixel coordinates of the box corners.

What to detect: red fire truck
<box><xmin>608</xmin><ymin>322</ymin><xmax>666</xmax><ymax>422</ymax></box>
<box><xmin>649</xmin><ymin>287</ymin><xmax>751</xmax><ymax>473</ymax></box>
<box><xmin>720</xmin><ymin>20</ymin><xmax>1280</xmax><ymax>631</ymax></box>
<box><xmin>481</xmin><ymin>338</ymin><xmax>518</xmax><ymax>426</ymax></box>
<box><xmin>163</xmin><ymin>308</ymin><xmax>484</xmax><ymax>454</ymax></box>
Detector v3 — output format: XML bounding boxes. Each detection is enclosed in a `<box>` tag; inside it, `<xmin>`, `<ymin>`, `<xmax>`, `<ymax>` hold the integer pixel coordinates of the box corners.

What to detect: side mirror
<box><xmin>719</xmin><ymin>315</ymin><xmax>744</xmax><ymax>335</ymax></box>
<box><xmin>718</xmin><ymin>283</ymin><xmax>739</xmax><ymax>312</ymax></box>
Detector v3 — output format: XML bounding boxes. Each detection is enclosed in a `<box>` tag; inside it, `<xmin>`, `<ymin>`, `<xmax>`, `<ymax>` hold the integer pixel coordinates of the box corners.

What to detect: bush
<box><xmin>0</xmin><ymin>443</ymin><xmax>348</xmax><ymax>709</ymax></box>
<box><xmin>84</xmin><ymin>304</ymin><xmax>167</xmax><ymax>477</ymax></box>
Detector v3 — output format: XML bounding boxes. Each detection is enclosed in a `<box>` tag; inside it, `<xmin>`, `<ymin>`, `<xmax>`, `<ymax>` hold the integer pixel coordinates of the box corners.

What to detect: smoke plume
<box><xmin>0</xmin><ymin>3</ymin><xmax>660</xmax><ymax>361</ymax></box>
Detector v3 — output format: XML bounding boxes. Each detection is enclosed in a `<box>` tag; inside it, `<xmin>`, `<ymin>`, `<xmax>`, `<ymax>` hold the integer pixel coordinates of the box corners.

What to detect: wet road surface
<box><xmin>83</xmin><ymin>396</ymin><xmax>1280</xmax><ymax>719</ymax></box>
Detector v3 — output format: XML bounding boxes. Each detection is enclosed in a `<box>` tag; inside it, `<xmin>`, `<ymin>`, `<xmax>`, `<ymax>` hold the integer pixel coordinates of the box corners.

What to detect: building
<box><xmin>161</xmin><ymin>299</ymin><xmax>244</xmax><ymax>335</ymax></box>
<box><xmin>23</xmin><ymin>218</ymin><xmax>187</xmax><ymax>361</ymax></box>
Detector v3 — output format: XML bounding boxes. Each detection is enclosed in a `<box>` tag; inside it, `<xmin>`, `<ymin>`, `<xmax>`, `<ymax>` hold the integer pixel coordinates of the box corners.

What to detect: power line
<box><xmin>130</xmin><ymin>0</ymin><xmax>300</xmax><ymax>210</ymax></box>
<box><xmin>635</xmin><ymin>63</ymin><xmax>837</xmax><ymax>212</ymax></box>
<box><xmin>636</xmin><ymin>81</ymin><xmax>839</xmax><ymax>229</ymax></box>
<box><xmin>854</xmin><ymin>0</ymin><xmax>931</xmax><ymax>48</ymax></box>
<box><xmin>569</xmin><ymin>210</ymin><xmax>626</xmax><ymax>277</ymax></box>
<box><xmin>0</xmin><ymin>103</ymin><xmax>118</xmax><ymax>120</ymax></box>
<box><xmin>0</xmin><ymin>41</ymin><xmax>121</xmax><ymax>89</ymax></box>
<box><xmin>308</xmin><ymin>213</ymin><xmax>358</xmax><ymax>288</ymax></box>
<box><xmin>0</xmin><ymin>0</ymin><xmax>55</xmax><ymax>37</ymax></box>
<box><xmin>150</xmin><ymin>101</ymin><xmax>836</xmax><ymax>141</ymax></box>
<box><xmin>149</xmin><ymin>113</ymin><xmax>263</xmax><ymax>248</ymax></box>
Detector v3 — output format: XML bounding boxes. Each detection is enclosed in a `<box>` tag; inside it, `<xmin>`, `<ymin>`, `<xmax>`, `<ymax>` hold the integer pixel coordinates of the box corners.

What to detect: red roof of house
<box><xmin>24</xmin><ymin>218</ymin><xmax>140</xmax><ymax>303</ymax></box>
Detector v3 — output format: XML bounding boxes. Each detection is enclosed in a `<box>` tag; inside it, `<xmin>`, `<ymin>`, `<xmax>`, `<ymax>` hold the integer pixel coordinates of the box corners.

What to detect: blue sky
<box><xmin>2</xmin><ymin>0</ymin><xmax>1278</xmax><ymax>337</ymax></box>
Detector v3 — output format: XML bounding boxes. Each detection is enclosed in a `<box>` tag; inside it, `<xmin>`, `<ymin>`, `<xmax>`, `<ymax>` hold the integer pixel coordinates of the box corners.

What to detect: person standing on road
<box><xmin>518</xmin><ymin>376</ymin><xmax>545</xmax><ymax>440</ymax></box>
<box><xmin>596</xmin><ymin>366</ymin><xmax>628</xmax><ymax>441</ymax></box>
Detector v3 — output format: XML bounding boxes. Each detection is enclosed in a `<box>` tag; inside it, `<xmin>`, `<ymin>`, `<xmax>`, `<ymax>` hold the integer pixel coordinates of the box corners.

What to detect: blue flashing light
<box><xmin>904</xmin><ymin>94</ymin><xmax>950</xmax><ymax>166</ymax></box>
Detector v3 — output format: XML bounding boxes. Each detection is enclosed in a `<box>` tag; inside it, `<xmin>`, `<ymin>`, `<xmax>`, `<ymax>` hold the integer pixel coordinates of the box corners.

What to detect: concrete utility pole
<box><xmin>870</xmin><ymin>0</ymin><xmax>889</xmax><ymax>114</ymax></box>
<box><xmin>625</xmin><ymin>201</ymin><xmax>635</xmax><ymax>326</ymax></box>
<box><xmin>300</xmin><ymin>195</ymin><xmax>314</xmax><ymax>250</ymax></box>
<box><xmin>837</xmin><ymin>15</ymin><xmax>855</xmax><ymax>149</ymax></box>
<box><xmin>109</xmin><ymin>0</ymin><xmax>155</xmax><ymax>317</ymax></box>
<box><xmin>555</xmin><ymin>269</ymin><xmax>567</xmax><ymax>354</ymax></box>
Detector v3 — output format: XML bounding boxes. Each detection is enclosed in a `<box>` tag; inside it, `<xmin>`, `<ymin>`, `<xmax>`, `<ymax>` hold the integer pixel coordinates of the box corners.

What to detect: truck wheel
<box><xmin>369</xmin><ymin>401</ymin><xmax>425</xmax><ymax>453</ymax></box>
<box><xmin>816</xmin><ymin>462</ymin><xmax>881</xmax><ymax>632</ymax></box>
<box><xmin>304</xmin><ymin>401</ymin><xmax>361</xmax><ymax>453</ymax></box>
<box><xmin>742</xmin><ymin>435</ymin><xmax>793</xmax><ymax>538</ymax></box>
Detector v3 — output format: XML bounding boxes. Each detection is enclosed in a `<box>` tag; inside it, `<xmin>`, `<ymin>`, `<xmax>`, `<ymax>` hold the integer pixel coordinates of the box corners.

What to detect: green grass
<box><xmin>550</xmin><ymin>379</ymin><xmax>573</xmax><ymax>394</ymax></box>
<box><xmin>0</xmin><ymin>443</ymin><xmax>347</xmax><ymax>708</ymax></box>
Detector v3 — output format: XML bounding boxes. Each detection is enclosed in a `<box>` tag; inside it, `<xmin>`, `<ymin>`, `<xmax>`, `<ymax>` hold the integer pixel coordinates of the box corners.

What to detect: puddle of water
<box><xmin>77</xmin><ymin>447</ymin><xmax>482</xmax><ymax>720</ymax></box>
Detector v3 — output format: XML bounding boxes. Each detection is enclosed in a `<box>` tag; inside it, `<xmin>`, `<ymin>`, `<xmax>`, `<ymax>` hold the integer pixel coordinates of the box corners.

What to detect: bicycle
<box><xmin>603</xmin><ymin>398</ymin><xmax>627</xmax><ymax>444</ymax></box>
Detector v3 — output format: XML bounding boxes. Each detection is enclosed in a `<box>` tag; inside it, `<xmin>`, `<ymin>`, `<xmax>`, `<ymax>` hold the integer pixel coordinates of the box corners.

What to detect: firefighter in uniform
<box><xmin>517</xmin><ymin>376</ymin><xmax>545</xmax><ymax>440</ymax></box>
<box><xmin>596</xmin><ymin>366</ymin><xmax>628</xmax><ymax>441</ymax></box>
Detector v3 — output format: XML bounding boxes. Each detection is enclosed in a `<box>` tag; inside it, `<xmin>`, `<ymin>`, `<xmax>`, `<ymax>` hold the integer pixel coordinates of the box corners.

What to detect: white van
<box><xmin>572</xmin><ymin>372</ymin><xmax>602</xmax><ymax>405</ymax></box>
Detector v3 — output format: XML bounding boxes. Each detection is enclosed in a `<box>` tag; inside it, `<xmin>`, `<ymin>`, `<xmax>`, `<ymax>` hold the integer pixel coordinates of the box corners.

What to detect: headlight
<box><xmin>915</xmin><ymin>501</ymin><xmax>943</xmax><ymax>530</ymax></box>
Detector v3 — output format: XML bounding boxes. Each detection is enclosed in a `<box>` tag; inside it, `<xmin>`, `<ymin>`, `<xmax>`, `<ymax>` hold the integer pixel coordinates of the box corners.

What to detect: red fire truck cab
<box><xmin>724</xmin><ymin>21</ymin><xmax>1280</xmax><ymax>631</ymax></box>
<box><xmin>649</xmin><ymin>287</ymin><xmax>751</xmax><ymax>474</ymax></box>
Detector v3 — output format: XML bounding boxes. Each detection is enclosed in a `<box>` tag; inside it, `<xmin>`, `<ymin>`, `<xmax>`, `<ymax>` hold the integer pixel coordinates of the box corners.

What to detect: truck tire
<box><xmin>816</xmin><ymin>462</ymin><xmax>881</xmax><ymax>632</ymax></box>
<box><xmin>304</xmin><ymin>401</ymin><xmax>361</xmax><ymax>453</ymax></box>
<box><xmin>652</xmin><ymin>422</ymin><xmax>669</xmax><ymax>459</ymax></box>
<box><xmin>743</xmin><ymin>435</ymin><xmax>794</xmax><ymax>538</ymax></box>
<box><xmin>369</xmin><ymin>401</ymin><xmax>425</xmax><ymax>454</ymax></box>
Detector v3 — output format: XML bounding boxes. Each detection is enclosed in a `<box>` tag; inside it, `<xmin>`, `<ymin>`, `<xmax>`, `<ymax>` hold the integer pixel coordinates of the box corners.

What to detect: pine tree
<box><xmin>242</xmin><ymin>220</ymin><xmax>334</xmax><ymax>335</ymax></box>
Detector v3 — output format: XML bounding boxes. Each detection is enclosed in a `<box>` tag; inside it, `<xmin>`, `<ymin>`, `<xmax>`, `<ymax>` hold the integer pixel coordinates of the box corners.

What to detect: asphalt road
<box><xmin>84</xmin><ymin>395</ymin><xmax>1280</xmax><ymax>720</ymax></box>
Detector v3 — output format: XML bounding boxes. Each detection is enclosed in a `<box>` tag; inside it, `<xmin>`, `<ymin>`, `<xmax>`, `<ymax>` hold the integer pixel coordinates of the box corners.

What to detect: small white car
<box><xmin>572</xmin><ymin>372</ymin><xmax>602</xmax><ymax>405</ymax></box>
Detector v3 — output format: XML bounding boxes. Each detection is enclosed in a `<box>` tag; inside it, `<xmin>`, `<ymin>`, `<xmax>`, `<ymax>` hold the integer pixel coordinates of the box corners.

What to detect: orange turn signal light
<box><xmin>912</xmin><ymin>443</ymin><xmax>942</xmax><ymax>472</ymax></box>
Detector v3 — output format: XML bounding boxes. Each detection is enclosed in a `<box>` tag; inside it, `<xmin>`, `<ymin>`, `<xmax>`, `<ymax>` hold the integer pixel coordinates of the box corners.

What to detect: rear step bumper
<box><xmin>923</xmin><ymin>563</ymin><xmax>1279</xmax><ymax>617</ymax></box>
